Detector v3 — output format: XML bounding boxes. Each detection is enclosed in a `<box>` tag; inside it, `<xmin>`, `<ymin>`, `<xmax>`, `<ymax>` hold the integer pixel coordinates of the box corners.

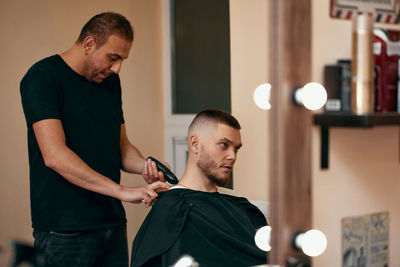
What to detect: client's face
<box><xmin>197</xmin><ymin>123</ymin><xmax>242</xmax><ymax>186</ymax></box>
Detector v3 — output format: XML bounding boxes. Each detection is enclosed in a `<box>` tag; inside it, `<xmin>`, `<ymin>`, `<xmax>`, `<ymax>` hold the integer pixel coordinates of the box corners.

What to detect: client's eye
<box><xmin>220</xmin><ymin>142</ymin><xmax>228</xmax><ymax>149</ymax></box>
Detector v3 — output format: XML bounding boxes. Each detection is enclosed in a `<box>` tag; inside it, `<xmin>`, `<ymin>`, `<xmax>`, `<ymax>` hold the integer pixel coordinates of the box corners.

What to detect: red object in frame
<box><xmin>373</xmin><ymin>29</ymin><xmax>400</xmax><ymax>112</ymax></box>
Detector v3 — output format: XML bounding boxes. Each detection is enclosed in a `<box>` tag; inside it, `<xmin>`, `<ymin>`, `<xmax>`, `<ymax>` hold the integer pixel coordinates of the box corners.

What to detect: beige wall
<box><xmin>229</xmin><ymin>0</ymin><xmax>270</xmax><ymax>202</ymax></box>
<box><xmin>0</xmin><ymin>0</ymin><xmax>269</xmax><ymax>265</ymax></box>
<box><xmin>312</xmin><ymin>0</ymin><xmax>400</xmax><ymax>266</ymax></box>
<box><xmin>0</xmin><ymin>0</ymin><xmax>164</xmax><ymax>265</ymax></box>
<box><xmin>4</xmin><ymin>0</ymin><xmax>397</xmax><ymax>266</ymax></box>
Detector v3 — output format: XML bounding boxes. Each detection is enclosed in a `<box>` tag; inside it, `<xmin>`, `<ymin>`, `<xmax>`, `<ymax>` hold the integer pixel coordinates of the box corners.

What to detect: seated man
<box><xmin>131</xmin><ymin>109</ymin><xmax>268</xmax><ymax>267</ymax></box>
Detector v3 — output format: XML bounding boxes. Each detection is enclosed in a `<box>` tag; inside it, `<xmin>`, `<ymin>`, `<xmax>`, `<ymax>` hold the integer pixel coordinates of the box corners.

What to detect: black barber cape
<box><xmin>131</xmin><ymin>188</ymin><xmax>268</xmax><ymax>267</ymax></box>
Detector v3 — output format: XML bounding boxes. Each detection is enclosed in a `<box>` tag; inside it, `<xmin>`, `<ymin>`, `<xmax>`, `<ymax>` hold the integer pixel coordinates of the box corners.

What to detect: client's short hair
<box><xmin>188</xmin><ymin>109</ymin><xmax>241</xmax><ymax>135</ymax></box>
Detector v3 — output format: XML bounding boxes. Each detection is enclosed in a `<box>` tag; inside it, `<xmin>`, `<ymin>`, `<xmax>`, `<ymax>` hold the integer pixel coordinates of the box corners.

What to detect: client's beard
<box><xmin>197</xmin><ymin>156</ymin><xmax>229</xmax><ymax>187</ymax></box>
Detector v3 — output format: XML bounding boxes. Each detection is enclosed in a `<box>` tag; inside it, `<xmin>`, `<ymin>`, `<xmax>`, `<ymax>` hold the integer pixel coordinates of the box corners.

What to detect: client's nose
<box><xmin>226</xmin><ymin>148</ymin><xmax>237</xmax><ymax>162</ymax></box>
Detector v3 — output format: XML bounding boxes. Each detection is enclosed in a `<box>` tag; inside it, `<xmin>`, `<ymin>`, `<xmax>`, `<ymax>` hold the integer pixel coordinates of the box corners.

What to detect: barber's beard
<box><xmin>82</xmin><ymin>62</ymin><xmax>97</xmax><ymax>82</ymax></box>
<box><xmin>83</xmin><ymin>58</ymin><xmax>107</xmax><ymax>83</ymax></box>
<box><xmin>197</xmin><ymin>153</ymin><xmax>229</xmax><ymax>187</ymax></box>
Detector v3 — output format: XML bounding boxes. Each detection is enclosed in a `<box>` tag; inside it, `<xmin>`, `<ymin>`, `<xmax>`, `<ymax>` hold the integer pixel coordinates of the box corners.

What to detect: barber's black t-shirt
<box><xmin>20</xmin><ymin>55</ymin><xmax>126</xmax><ymax>231</ymax></box>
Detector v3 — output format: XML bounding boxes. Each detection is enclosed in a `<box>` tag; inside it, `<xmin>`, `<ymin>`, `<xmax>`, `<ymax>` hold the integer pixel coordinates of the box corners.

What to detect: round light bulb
<box><xmin>254</xmin><ymin>225</ymin><xmax>272</xmax><ymax>252</ymax></box>
<box><xmin>253</xmin><ymin>83</ymin><xmax>271</xmax><ymax>110</ymax></box>
<box><xmin>173</xmin><ymin>255</ymin><xmax>196</xmax><ymax>267</ymax></box>
<box><xmin>297</xmin><ymin>229</ymin><xmax>327</xmax><ymax>257</ymax></box>
<box><xmin>301</xmin><ymin>82</ymin><xmax>327</xmax><ymax>110</ymax></box>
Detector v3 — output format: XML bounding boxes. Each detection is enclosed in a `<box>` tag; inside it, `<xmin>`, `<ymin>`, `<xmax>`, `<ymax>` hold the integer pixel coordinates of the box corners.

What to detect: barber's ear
<box><xmin>83</xmin><ymin>36</ymin><xmax>96</xmax><ymax>55</ymax></box>
<box><xmin>189</xmin><ymin>135</ymin><xmax>199</xmax><ymax>154</ymax></box>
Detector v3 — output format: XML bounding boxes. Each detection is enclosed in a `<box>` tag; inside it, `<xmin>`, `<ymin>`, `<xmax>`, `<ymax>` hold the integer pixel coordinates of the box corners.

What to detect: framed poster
<box><xmin>331</xmin><ymin>0</ymin><xmax>400</xmax><ymax>23</ymax></box>
<box><xmin>342</xmin><ymin>211</ymin><xmax>389</xmax><ymax>267</ymax></box>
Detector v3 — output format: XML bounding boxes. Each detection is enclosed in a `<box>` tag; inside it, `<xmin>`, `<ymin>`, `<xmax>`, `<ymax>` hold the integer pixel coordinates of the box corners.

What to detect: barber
<box><xmin>20</xmin><ymin>12</ymin><xmax>169</xmax><ymax>267</ymax></box>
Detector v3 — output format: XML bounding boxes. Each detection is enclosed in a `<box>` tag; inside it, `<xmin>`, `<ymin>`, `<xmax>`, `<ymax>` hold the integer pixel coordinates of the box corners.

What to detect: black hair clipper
<box><xmin>147</xmin><ymin>156</ymin><xmax>179</xmax><ymax>184</ymax></box>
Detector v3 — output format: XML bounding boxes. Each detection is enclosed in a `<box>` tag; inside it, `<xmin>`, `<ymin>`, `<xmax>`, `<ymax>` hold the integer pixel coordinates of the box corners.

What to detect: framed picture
<box><xmin>330</xmin><ymin>0</ymin><xmax>400</xmax><ymax>24</ymax></box>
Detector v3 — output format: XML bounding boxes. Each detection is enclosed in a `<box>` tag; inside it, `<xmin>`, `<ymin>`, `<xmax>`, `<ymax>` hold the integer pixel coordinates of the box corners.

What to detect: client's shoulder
<box><xmin>217</xmin><ymin>188</ymin><xmax>251</xmax><ymax>203</ymax></box>
<box><xmin>217</xmin><ymin>190</ymin><xmax>268</xmax><ymax>227</ymax></box>
<box><xmin>151</xmin><ymin>188</ymin><xmax>193</xmax><ymax>210</ymax></box>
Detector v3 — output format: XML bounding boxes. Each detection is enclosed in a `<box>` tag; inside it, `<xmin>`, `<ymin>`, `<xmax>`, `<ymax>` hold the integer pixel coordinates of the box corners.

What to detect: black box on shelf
<box><xmin>323</xmin><ymin>60</ymin><xmax>351</xmax><ymax>112</ymax></box>
<box><xmin>337</xmin><ymin>59</ymin><xmax>351</xmax><ymax>112</ymax></box>
<box><xmin>324</xmin><ymin>65</ymin><xmax>342</xmax><ymax>112</ymax></box>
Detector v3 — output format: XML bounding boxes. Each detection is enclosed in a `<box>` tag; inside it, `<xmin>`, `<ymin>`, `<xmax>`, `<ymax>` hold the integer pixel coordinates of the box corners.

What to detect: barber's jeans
<box><xmin>33</xmin><ymin>225</ymin><xmax>128</xmax><ymax>267</ymax></box>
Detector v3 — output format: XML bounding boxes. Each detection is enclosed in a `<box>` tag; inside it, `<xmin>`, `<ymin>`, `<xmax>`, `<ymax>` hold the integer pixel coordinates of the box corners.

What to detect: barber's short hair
<box><xmin>76</xmin><ymin>12</ymin><xmax>134</xmax><ymax>47</ymax></box>
<box><xmin>189</xmin><ymin>109</ymin><xmax>241</xmax><ymax>133</ymax></box>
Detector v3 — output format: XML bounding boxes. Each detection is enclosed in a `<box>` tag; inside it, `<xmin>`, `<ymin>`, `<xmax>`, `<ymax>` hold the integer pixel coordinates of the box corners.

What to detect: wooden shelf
<box><xmin>313</xmin><ymin>112</ymin><xmax>400</xmax><ymax>169</ymax></box>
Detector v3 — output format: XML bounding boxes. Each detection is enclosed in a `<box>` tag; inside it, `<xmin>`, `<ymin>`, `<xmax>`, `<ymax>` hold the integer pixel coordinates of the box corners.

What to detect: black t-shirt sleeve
<box><xmin>20</xmin><ymin>69</ymin><xmax>61</xmax><ymax>127</ymax></box>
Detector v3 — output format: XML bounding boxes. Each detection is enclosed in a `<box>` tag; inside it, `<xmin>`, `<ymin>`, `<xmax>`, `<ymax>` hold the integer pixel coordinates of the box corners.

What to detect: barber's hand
<box><xmin>142</xmin><ymin>158</ymin><xmax>172</xmax><ymax>184</ymax></box>
<box><xmin>119</xmin><ymin>181</ymin><xmax>171</xmax><ymax>207</ymax></box>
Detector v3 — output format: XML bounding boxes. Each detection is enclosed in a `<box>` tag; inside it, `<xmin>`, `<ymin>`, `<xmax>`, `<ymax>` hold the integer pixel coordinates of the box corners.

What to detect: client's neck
<box><xmin>178</xmin><ymin>165</ymin><xmax>217</xmax><ymax>193</ymax></box>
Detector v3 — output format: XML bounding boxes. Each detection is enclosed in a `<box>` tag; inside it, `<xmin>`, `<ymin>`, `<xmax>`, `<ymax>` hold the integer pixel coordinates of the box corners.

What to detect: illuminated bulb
<box><xmin>173</xmin><ymin>255</ymin><xmax>198</xmax><ymax>267</ymax></box>
<box><xmin>294</xmin><ymin>82</ymin><xmax>327</xmax><ymax>110</ymax></box>
<box><xmin>254</xmin><ymin>225</ymin><xmax>271</xmax><ymax>251</ymax></box>
<box><xmin>294</xmin><ymin>229</ymin><xmax>327</xmax><ymax>257</ymax></box>
<box><xmin>253</xmin><ymin>83</ymin><xmax>271</xmax><ymax>110</ymax></box>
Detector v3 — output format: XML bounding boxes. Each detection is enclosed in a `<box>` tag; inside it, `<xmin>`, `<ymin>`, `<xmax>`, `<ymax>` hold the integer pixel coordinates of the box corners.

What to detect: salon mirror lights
<box><xmin>293</xmin><ymin>229</ymin><xmax>327</xmax><ymax>257</ymax></box>
<box><xmin>293</xmin><ymin>82</ymin><xmax>327</xmax><ymax>110</ymax></box>
<box><xmin>173</xmin><ymin>255</ymin><xmax>199</xmax><ymax>267</ymax></box>
<box><xmin>253</xmin><ymin>83</ymin><xmax>272</xmax><ymax>110</ymax></box>
<box><xmin>254</xmin><ymin>226</ymin><xmax>327</xmax><ymax>258</ymax></box>
<box><xmin>255</xmin><ymin>225</ymin><xmax>272</xmax><ymax>252</ymax></box>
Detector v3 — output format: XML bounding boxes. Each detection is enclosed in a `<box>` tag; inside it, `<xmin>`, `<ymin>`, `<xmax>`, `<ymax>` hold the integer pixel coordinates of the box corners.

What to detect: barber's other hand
<box><xmin>119</xmin><ymin>181</ymin><xmax>171</xmax><ymax>207</ymax></box>
<box><xmin>142</xmin><ymin>158</ymin><xmax>171</xmax><ymax>184</ymax></box>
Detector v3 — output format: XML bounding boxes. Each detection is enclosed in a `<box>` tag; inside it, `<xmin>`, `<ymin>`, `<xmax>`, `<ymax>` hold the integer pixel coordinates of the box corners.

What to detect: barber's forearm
<box><xmin>120</xmin><ymin>142</ymin><xmax>146</xmax><ymax>174</ymax></box>
<box><xmin>33</xmin><ymin>119</ymin><xmax>129</xmax><ymax>200</ymax></box>
<box><xmin>46</xmin><ymin>146</ymin><xmax>124</xmax><ymax>200</ymax></box>
<box><xmin>119</xmin><ymin>124</ymin><xmax>146</xmax><ymax>174</ymax></box>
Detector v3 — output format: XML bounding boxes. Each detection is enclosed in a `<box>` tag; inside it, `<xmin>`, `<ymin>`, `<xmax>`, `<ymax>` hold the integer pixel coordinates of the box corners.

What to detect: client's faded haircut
<box><xmin>188</xmin><ymin>109</ymin><xmax>241</xmax><ymax>135</ymax></box>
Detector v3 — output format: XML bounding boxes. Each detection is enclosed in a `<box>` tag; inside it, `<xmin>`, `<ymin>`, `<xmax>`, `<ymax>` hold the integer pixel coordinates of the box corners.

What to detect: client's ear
<box><xmin>189</xmin><ymin>135</ymin><xmax>199</xmax><ymax>154</ymax></box>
